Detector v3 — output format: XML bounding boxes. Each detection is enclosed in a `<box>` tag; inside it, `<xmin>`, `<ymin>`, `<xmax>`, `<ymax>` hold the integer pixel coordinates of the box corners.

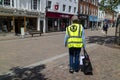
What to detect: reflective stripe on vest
<box><xmin>67</xmin><ymin>24</ymin><xmax>83</xmax><ymax>48</ymax></box>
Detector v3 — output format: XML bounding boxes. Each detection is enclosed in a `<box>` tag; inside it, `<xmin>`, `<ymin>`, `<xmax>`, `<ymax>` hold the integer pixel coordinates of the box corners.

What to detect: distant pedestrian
<box><xmin>64</xmin><ymin>15</ymin><xmax>86</xmax><ymax>73</ymax></box>
<box><xmin>103</xmin><ymin>22</ymin><xmax>109</xmax><ymax>36</ymax></box>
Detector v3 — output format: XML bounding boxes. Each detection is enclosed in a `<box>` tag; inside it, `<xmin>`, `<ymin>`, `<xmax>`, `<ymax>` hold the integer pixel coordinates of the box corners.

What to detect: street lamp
<box><xmin>115</xmin><ymin>14</ymin><xmax>120</xmax><ymax>45</ymax></box>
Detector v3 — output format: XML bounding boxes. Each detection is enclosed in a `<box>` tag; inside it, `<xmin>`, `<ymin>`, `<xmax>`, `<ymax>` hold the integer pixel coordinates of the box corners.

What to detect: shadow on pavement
<box><xmin>0</xmin><ymin>64</ymin><xmax>47</xmax><ymax>80</ymax></box>
<box><xmin>87</xmin><ymin>35</ymin><xmax>120</xmax><ymax>49</ymax></box>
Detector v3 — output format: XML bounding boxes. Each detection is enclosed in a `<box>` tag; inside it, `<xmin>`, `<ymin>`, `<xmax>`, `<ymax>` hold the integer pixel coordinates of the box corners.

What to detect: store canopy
<box><xmin>89</xmin><ymin>16</ymin><xmax>98</xmax><ymax>21</ymax></box>
<box><xmin>89</xmin><ymin>16</ymin><xmax>93</xmax><ymax>21</ymax></box>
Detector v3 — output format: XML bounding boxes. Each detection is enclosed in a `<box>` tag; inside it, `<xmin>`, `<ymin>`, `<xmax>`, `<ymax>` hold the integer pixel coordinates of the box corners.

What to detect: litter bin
<box><xmin>21</xmin><ymin>27</ymin><xmax>25</xmax><ymax>38</ymax></box>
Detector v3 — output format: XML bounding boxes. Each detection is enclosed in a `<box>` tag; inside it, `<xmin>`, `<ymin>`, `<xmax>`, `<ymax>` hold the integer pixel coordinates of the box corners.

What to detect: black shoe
<box><xmin>69</xmin><ymin>69</ymin><xmax>74</xmax><ymax>73</ymax></box>
<box><xmin>75</xmin><ymin>69</ymin><xmax>79</xmax><ymax>72</ymax></box>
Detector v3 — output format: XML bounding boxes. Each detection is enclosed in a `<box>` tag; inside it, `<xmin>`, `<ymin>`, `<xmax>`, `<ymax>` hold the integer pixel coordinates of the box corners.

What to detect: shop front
<box><xmin>78</xmin><ymin>14</ymin><xmax>88</xmax><ymax>29</ymax></box>
<box><xmin>46</xmin><ymin>12</ymin><xmax>73</xmax><ymax>32</ymax></box>
<box><xmin>89</xmin><ymin>15</ymin><xmax>98</xmax><ymax>29</ymax></box>
<box><xmin>0</xmin><ymin>8</ymin><xmax>39</xmax><ymax>35</ymax></box>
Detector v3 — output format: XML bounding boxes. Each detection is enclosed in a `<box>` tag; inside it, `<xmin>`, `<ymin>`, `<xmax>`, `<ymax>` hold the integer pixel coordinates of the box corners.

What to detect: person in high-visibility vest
<box><xmin>64</xmin><ymin>15</ymin><xmax>86</xmax><ymax>73</ymax></box>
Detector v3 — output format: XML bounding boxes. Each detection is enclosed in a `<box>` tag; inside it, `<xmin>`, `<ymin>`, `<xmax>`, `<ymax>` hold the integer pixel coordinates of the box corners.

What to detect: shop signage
<box><xmin>89</xmin><ymin>16</ymin><xmax>98</xmax><ymax>21</ymax></box>
<box><xmin>0</xmin><ymin>8</ymin><xmax>39</xmax><ymax>17</ymax></box>
<box><xmin>54</xmin><ymin>4</ymin><xmax>59</xmax><ymax>10</ymax></box>
<box><xmin>26</xmin><ymin>12</ymin><xmax>39</xmax><ymax>16</ymax></box>
<box><xmin>60</xmin><ymin>15</ymin><xmax>70</xmax><ymax>18</ymax></box>
<box><xmin>79</xmin><ymin>15</ymin><xmax>87</xmax><ymax>19</ymax></box>
<box><xmin>0</xmin><ymin>10</ymin><xmax>14</xmax><ymax>14</ymax></box>
<box><xmin>46</xmin><ymin>12</ymin><xmax>73</xmax><ymax>18</ymax></box>
<box><xmin>54</xmin><ymin>2</ymin><xmax>59</xmax><ymax>11</ymax></box>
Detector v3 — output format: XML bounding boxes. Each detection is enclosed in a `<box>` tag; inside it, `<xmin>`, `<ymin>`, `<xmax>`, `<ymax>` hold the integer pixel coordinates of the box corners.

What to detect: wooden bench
<box><xmin>29</xmin><ymin>30</ymin><xmax>42</xmax><ymax>37</ymax></box>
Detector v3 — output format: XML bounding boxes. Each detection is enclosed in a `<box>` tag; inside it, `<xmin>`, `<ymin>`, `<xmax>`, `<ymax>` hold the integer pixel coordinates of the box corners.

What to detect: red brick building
<box><xmin>78</xmin><ymin>0</ymin><xmax>98</xmax><ymax>29</ymax></box>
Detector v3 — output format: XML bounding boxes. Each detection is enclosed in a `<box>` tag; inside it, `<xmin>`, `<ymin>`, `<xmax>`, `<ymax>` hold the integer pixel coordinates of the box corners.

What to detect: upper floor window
<box><xmin>80</xmin><ymin>5</ymin><xmax>82</xmax><ymax>14</ymax></box>
<box><xmin>31</xmin><ymin>0</ymin><xmax>40</xmax><ymax>10</ymax></box>
<box><xmin>12</xmin><ymin>0</ymin><xmax>14</xmax><ymax>7</ymax></box>
<box><xmin>74</xmin><ymin>0</ymin><xmax>77</xmax><ymax>2</ymax></box>
<box><xmin>63</xmin><ymin>4</ymin><xmax>66</xmax><ymax>11</ymax></box>
<box><xmin>86</xmin><ymin>5</ymin><xmax>88</xmax><ymax>14</ymax></box>
<box><xmin>47</xmin><ymin>1</ymin><xmax>52</xmax><ymax>9</ymax></box>
<box><xmin>4</xmin><ymin>0</ymin><xmax>10</xmax><ymax>6</ymax></box>
<box><xmin>69</xmin><ymin>6</ymin><xmax>71</xmax><ymax>12</ymax></box>
<box><xmin>33</xmin><ymin>0</ymin><xmax>37</xmax><ymax>10</ymax></box>
<box><xmin>0</xmin><ymin>0</ymin><xmax>10</xmax><ymax>6</ymax></box>
<box><xmin>0</xmin><ymin>0</ymin><xmax>3</xmax><ymax>5</ymax></box>
<box><xmin>95</xmin><ymin>0</ymin><xmax>98</xmax><ymax>6</ymax></box>
<box><xmin>0</xmin><ymin>0</ymin><xmax>14</xmax><ymax>7</ymax></box>
<box><xmin>74</xmin><ymin>7</ymin><xmax>76</xmax><ymax>13</ymax></box>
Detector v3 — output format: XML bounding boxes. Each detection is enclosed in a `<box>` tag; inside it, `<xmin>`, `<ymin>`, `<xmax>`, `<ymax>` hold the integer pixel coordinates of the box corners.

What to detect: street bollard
<box><xmin>21</xmin><ymin>27</ymin><xmax>25</xmax><ymax>38</ymax></box>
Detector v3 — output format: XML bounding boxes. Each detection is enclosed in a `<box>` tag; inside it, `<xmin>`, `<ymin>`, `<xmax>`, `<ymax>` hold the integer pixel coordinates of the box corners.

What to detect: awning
<box><xmin>94</xmin><ymin>16</ymin><xmax>98</xmax><ymax>21</ymax></box>
<box><xmin>89</xmin><ymin>16</ymin><xmax>93</xmax><ymax>21</ymax></box>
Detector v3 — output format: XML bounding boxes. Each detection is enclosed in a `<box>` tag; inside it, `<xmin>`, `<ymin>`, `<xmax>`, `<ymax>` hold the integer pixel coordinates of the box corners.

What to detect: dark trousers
<box><xmin>69</xmin><ymin>48</ymin><xmax>81</xmax><ymax>71</ymax></box>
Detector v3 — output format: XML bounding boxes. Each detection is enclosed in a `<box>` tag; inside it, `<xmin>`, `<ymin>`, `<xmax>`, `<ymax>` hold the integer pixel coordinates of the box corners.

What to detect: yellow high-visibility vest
<box><xmin>66</xmin><ymin>23</ymin><xmax>83</xmax><ymax>48</ymax></box>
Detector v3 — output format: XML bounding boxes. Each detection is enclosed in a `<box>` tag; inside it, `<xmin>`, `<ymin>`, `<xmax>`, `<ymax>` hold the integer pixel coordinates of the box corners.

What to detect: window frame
<box><xmin>69</xmin><ymin>6</ymin><xmax>71</xmax><ymax>12</ymax></box>
<box><xmin>74</xmin><ymin>7</ymin><xmax>76</xmax><ymax>13</ymax></box>
<box><xmin>47</xmin><ymin>1</ymin><xmax>52</xmax><ymax>9</ymax></box>
<box><xmin>4</xmin><ymin>0</ymin><xmax>10</xmax><ymax>6</ymax></box>
<box><xmin>63</xmin><ymin>4</ymin><xmax>66</xmax><ymax>11</ymax></box>
<box><xmin>31</xmin><ymin>0</ymin><xmax>40</xmax><ymax>10</ymax></box>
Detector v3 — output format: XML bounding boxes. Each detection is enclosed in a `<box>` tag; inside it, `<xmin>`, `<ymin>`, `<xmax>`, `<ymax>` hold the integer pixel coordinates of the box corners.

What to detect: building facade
<box><xmin>45</xmin><ymin>0</ymin><xmax>78</xmax><ymax>32</ymax></box>
<box><xmin>98</xmin><ymin>3</ymin><xmax>105</xmax><ymax>28</ymax></box>
<box><xmin>0</xmin><ymin>0</ymin><xmax>46</xmax><ymax>35</ymax></box>
<box><xmin>78</xmin><ymin>0</ymin><xmax>98</xmax><ymax>29</ymax></box>
<box><xmin>104</xmin><ymin>10</ymin><xmax>114</xmax><ymax>27</ymax></box>
<box><xmin>98</xmin><ymin>2</ymin><xmax>119</xmax><ymax>28</ymax></box>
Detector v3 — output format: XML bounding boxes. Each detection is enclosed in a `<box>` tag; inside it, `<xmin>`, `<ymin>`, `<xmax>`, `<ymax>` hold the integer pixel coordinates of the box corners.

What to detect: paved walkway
<box><xmin>42</xmin><ymin>44</ymin><xmax>120</xmax><ymax>80</ymax></box>
<box><xmin>0</xmin><ymin>31</ymin><xmax>65</xmax><ymax>41</ymax></box>
<box><xmin>0</xmin><ymin>27</ymin><xmax>120</xmax><ymax>80</ymax></box>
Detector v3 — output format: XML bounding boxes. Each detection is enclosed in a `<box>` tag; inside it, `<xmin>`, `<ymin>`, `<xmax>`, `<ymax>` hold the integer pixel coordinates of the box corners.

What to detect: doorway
<box><xmin>40</xmin><ymin>20</ymin><xmax>44</xmax><ymax>33</ymax></box>
<box><xmin>14</xmin><ymin>17</ymin><xmax>24</xmax><ymax>35</ymax></box>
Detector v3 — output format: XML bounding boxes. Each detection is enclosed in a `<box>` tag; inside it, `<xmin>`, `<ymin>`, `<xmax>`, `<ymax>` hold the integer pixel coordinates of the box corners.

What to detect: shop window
<box><xmin>0</xmin><ymin>17</ymin><xmax>13</xmax><ymax>33</ymax></box>
<box><xmin>80</xmin><ymin>5</ymin><xmax>82</xmax><ymax>14</ymax></box>
<box><xmin>27</xmin><ymin>18</ymin><xmax>37</xmax><ymax>30</ymax></box>
<box><xmin>48</xmin><ymin>18</ymin><xmax>58</xmax><ymax>32</ymax></box>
